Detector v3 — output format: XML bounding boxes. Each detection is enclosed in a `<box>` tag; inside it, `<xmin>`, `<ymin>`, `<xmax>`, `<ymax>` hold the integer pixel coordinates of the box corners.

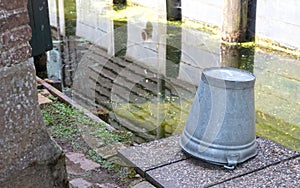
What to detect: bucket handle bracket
<box><xmin>224</xmin><ymin>153</ymin><xmax>240</xmax><ymax>170</ymax></box>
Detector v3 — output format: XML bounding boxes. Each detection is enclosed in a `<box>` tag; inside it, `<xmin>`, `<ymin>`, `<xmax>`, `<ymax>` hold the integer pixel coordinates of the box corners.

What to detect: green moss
<box><xmin>87</xmin><ymin>149</ymin><xmax>137</xmax><ymax>180</ymax></box>
<box><xmin>64</xmin><ymin>0</ymin><xmax>77</xmax><ymax>36</ymax></box>
<box><xmin>256</xmin><ymin>111</ymin><xmax>300</xmax><ymax>152</ymax></box>
<box><xmin>113</xmin><ymin>3</ymin><xmax>127</xmax><ymax>11</ymax></box>
<box><xmin>114</xmin><ymin>100</ymin><xmax>300</xmax><ymax>151</ymax></box>
<box><xmin>256</xmin><ymin>37</ymin><xmax>300</xmax><ymax>58</ymax></box>
<box><xmin>181</xmin><ymin>19</ymin><xmax>220</xmax><ymax>35</ymax></box>
<box><xmin>41</xmin><ymin>99</ymin><xmax>133</xmax><ymax>145</ymax></box>
<box><xmin>113</xmin><ymin>100</ymin><xmax>192</xmax><ymax>137</ymax></box>
<box><xmin>41</xmin><ymin>98</ymin><xmax>136</xmax><ymax>180</ymax></box>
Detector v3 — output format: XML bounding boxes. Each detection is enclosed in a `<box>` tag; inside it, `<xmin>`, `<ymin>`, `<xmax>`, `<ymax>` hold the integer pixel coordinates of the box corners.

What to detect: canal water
<box><xmin>45</xmin><ymin>0</ymin><xmax>300</xmax><ymax>151</ymax></box>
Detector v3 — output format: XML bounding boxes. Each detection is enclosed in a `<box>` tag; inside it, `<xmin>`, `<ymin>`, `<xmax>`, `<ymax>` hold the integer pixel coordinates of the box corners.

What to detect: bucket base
<box><xmin>179</xmin><ymin>131</ymin><xmax>258</xmax><ymax>169</ymax></box>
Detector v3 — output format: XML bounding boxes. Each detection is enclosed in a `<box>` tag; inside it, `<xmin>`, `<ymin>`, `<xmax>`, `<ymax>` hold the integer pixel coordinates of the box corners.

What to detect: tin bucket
<box><xmin>180</xmin><ymin>67</ymin><xmax>257</xmax><ymax>169</ymax></box>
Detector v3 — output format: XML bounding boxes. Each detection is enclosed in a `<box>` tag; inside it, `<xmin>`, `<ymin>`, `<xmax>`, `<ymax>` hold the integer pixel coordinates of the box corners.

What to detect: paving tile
<box><xmin>94</xmin><ymin>182</ymin><xmax>120</xmax><ymax>188</ymax></box>
<box><xmin>118</xmin><ymin>135</ymin><xmax>190</xmax><ymax>176</ymax></box>
<box><xmin>38</xmin><ymin>93</ymin><xmax>52</xmax><ymax>105</ymax></box>
<box><xmin>96</xmin><ymin>142</ymin><xmax>126</xmax><ymax>159</ymax></box>
<box><xmin>213</xmin><ymin>157</ymin><xmax>300</xmax><ymax>188</ymax></box>
<box><xmin>145</xmin><ymin>137</ymin><xmax>299</xmax><ymax>188</ymax></box>
<box><xmin>131</xmin><ymin>181</ymin><xmax>156</xmax><ymax>188</ymax></box>
<box><xmin>66</xmin><ymin>158</ymin><xmax>85</xmax><ymax>176</ymax></box>
<box><xmin>66</xmin><ymin>152</ymin><xmax>100</xmax><ymax>171</ymax></box>
<box><xmin>69</xmin><ymin>178</ymin><xmax>92</xmax><ymax>188</ymax></box>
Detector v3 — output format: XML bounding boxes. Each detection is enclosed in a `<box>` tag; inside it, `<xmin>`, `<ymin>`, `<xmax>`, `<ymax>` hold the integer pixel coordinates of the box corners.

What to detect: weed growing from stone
<box><xmin>40</xmin><ymin>97</ymin><xmax>137</xmax><ymax>183</ymax></box>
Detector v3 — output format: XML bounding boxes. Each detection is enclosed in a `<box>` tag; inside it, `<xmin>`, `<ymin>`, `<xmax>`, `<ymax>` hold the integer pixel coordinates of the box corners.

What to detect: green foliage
<box><xmin>52</xmin><ymin>123</ymin><xmax>79</xmax><ymax>141</ymax></box>
<box><xmin>88</xmin><ymin>149</ymin><xmax>106</xmax><ymax>164</ymax></box>
<box><xmin>41</xmin><ymin>99</ymin><xmax>134</xmax><ymax>144</ymax></box>
<box><xmin>87</xmin><ymin>149</ymin><xmax>136</xmax><ymax>180</ymax></box>
<box><xmin>41</xmin><ymin>102</ymin><xmax>80</xmax><ymax>141</ymax></box>
<box><xmin>41</xmin><ymin>98</ymin><xmax>136</xmax><ymax>180</ymax></box>
<box><xmin>113</xmin><ymin>100</ymin><xmax>192</xmax><ymax>137</ymax></box>
<box><xmin>90</xmin><ymin>125</ymin><xmax>134</xmax><ymax>145</ymax></box>
<box><xmin>71</xmin><ymin>141</ymin><xmax>89</xmax><ymax>153</ymax></box>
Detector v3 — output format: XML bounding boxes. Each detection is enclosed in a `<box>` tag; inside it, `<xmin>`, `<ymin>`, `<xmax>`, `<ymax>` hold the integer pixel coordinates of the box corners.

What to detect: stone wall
<box><xmin>182</xmin><ymin>0</ymin><xmax>223</xmax><ymax>27</ymax></box>
<box><xmin>256</xmin><ymin>0</ymin><xmax>300</xmax><ymax>50</ymax></box>
<box><xmin>0</xmin><ymin>0</ymin><xmax>68</xmax><ymax>187</ymax></box>
<box><xmin>128</xmin><ymin>0</ymin><xmax>300</xmax><ymax>51</ymax></box>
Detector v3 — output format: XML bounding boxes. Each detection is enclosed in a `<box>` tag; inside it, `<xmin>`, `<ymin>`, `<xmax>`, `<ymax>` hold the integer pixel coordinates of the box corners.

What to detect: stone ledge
<box><xmin>119</xmin><ymin>135</ymin><xmax>300</xmax><ymax>188</ymax></box>
<box><xmin>118</xmin><ymin>135</ymin><xmax>190</xmax><ymax>176</ymax></box>
<box><xmin>213</xmin><ymin>157</ymin><xmax>300</xmax><ymax>187</ymax></box>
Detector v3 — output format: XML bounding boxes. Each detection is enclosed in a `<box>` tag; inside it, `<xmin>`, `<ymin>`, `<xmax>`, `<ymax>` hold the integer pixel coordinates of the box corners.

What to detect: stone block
<box><xmin>213</xmin><ymin>157</ymin><xmax>300</xmax><ymax>187</ymax></box>
<box><xmin>66</xmin><ymin>152</ymin><xmax>100</xmax><ymax>171</ymax></box>
<box><xmin>69</xmin><ymin>178</ymin><xmax>92</xmax><ymax>188</ymax></box>
<box><xmin>118</xmin><ymin>136</ymin><xmax>190</xmax><ymax>176</ymax></box>
<box><xmin>0</xmin><ymin>11</ymin><xmax>30</xmax><ymax>32</ymax></box>
<box><xmin>145</xmin><ymin>137</ymin><xmax>299</xmax><ymax>187</ymax></box>
<box><xmin>0</xmin><ymin>0</ymin><xmax>27</xmax><ymax>10</ymax></box>
<box><xmin>97</xmin><ymin>142</ymin><xmax>126</xmax><ymax>160</ymax></box>
<box><xmin>0</xmin><ymin>61</ymin><xmax>68</xmax><ymax>187</ymax></box>
<box><xmin>1</xmin><ymin>25</ymin><xmax>32</xmax><ymax>50</ymax></box>
<box><xmin>132</xmin><ymin>181</ymin><xmax>156</xmax><ymax>188</ymax></box>
<box><xmin>38</xmin><ymin>93</ymin><xmax>52</xmax><ymax>105</ymax></box>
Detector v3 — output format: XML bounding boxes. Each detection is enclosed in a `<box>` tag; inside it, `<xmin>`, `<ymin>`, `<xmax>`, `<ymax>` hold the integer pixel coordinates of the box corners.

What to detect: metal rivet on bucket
<box><xmin>180</xmin><ymin>67</ymin><xmax>258</xmax><ymax>169</ymax></box>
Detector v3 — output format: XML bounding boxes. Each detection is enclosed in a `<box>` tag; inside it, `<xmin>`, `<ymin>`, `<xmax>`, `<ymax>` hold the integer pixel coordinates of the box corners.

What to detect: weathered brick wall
<box><xmin>0</xmin><ymin>1</ymin><xmax>68</xmax><ymax>187</ymax></box>
<box><xmin>0</xmin><ymin>0</ymin><xmax>32</xmax><ymax>66</ymax></box>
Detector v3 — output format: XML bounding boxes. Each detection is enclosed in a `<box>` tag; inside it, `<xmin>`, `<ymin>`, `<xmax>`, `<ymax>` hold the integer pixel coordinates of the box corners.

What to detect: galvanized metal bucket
<box><xmin>180</xmin><ymin>67</ymin><xmax>257</xmax><ymax>169</ymax></box>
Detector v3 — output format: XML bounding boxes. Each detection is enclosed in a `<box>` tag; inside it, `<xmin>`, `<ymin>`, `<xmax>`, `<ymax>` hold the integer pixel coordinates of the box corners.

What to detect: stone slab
<box><xmin>66</xmin><ymin>152</ymin><xmax>100</xmax><ymax>171</ymax></box>
<box><xmin>36</xmin><ymin>77</ymin><xmax>115</xmax><ymax>131</ymax></box>
<box><xmin>69</xmin><ymin>178</ymin><xmax>92</xmax><ymax>188</ymax></box>
<box><xmin>145</xmin><ymin>137</ymin><xmax>300</xmax><ymax>188</ymax></box>
<box><xmin>213</xmin><ymin>157</ymin><xmax>300</xmax><ymax>188</ymax></box>
<box><xmin>38</xmin><ymin>93</ymin><xmax>52</xmax><ymax>105</ymax></box>
<box><xmin>132</xmin><ymin>181</ymin><xmax>156</xmax><ymax>188</ymax></box>
<box><xmin>96</xmin><ymin>142</ymin><xmax>126</xmax><ymax>160</ymax></box>
<box><xmin>0</xmin><ymin>61</ymin><xmax>68</xmax><ymax>187</ymax></box>
<box><xmin>118</xmin><ymin>135</ymin><xmax>190</xmax><ymax>176</ymax></box>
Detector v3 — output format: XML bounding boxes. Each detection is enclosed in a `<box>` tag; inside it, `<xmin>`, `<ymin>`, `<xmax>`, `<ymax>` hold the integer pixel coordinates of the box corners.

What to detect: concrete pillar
<box><xmin>222</xmin><ymin>0</ymin><xmax>248</xmax><ymax>42</ymax></box>
<box><xmin>0</xmin><ymin>0</ymin><xmax>68</xmax><ymax>187</ymax></box>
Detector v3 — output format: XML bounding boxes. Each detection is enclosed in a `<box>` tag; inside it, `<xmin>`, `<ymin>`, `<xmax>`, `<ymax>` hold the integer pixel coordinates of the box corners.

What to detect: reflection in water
<box><xmin>166</xmin><ymin>24</ymin><xmax>182</xmax><ymax>78</ymax></box>
<box><xmin>166</xmin><ymin>0</ymin><xmax>182</xmax><ymax>21</ymax></box>
<box><xmin>45</xmin><ymin>1</ymin><xmax>300</xmax><ymax>150</ymax></box>
<box><xmin>220</xmin><ymin>44</ymin><xmax>254</xmax><ymax>73</ymax></box>
<box><xmin>64</xmin><ymin>0</ymin><xmax>77</xmax><ymax>36</ymax></box>
<box><xmin>113</xmin><ymin>0</ymin><xmax>126</xmax><ymax>5</ymax></box>
<box><xmin>114</xmin><ymin>20</ymin><xmax>128</xmax><ymax>57</ymax></box>
<box><xmin>141</xmin><ymin>22</ymin><xmax>153</xmax><ymax>41</ymax></box>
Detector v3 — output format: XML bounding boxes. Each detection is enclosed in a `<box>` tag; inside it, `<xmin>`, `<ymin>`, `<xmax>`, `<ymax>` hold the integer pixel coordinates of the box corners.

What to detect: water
<box><xmin>45</xmin><ymin>0</ymin><xmax>300</xmax><ymax>150</ymax></box>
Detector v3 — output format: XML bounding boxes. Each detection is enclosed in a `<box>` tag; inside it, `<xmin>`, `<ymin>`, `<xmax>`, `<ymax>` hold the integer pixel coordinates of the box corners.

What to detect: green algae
<box><xmin>256</xmin><ymin>111</ymin><xmax>300</xmax><ymax>152</ymax></box>
<box><xmin>59</xmin><ymin>1</ymin><xmax>300</xmax><ymax>151</ymax></box>
<box><xmin>113</xmin><ymin>100</ymin><xmax>300</xmax><ymax>152</ymax></box>
<box><xmin>113</xmin><ymin>100</ymin><xmax>192</xmax><ymax>138</ymax></box>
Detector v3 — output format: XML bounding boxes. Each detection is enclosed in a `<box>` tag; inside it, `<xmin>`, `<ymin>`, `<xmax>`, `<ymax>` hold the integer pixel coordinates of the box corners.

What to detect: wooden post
<box><xmin>222</xmin><ymin>0</ymin><xmax>248</xmax><ymax>42</ymax></box>
<box><xmin>220</xmin><ymin>43</ymin><xmax>255</xmax><ymax>73</ymax></box>
<box><xmin>220</xmin><ymin>44</ymin><xmax>240</xmax><ymax>68</ymax></box>
<box><xmin>166</xmin><ymin>0</ymin><xmax>182</xmax><ymax>21</ymax></box>
<box><xmin>113</xmin><ymin>0</ymin><xmax>126</xmax><ymax>5</ymax></box>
